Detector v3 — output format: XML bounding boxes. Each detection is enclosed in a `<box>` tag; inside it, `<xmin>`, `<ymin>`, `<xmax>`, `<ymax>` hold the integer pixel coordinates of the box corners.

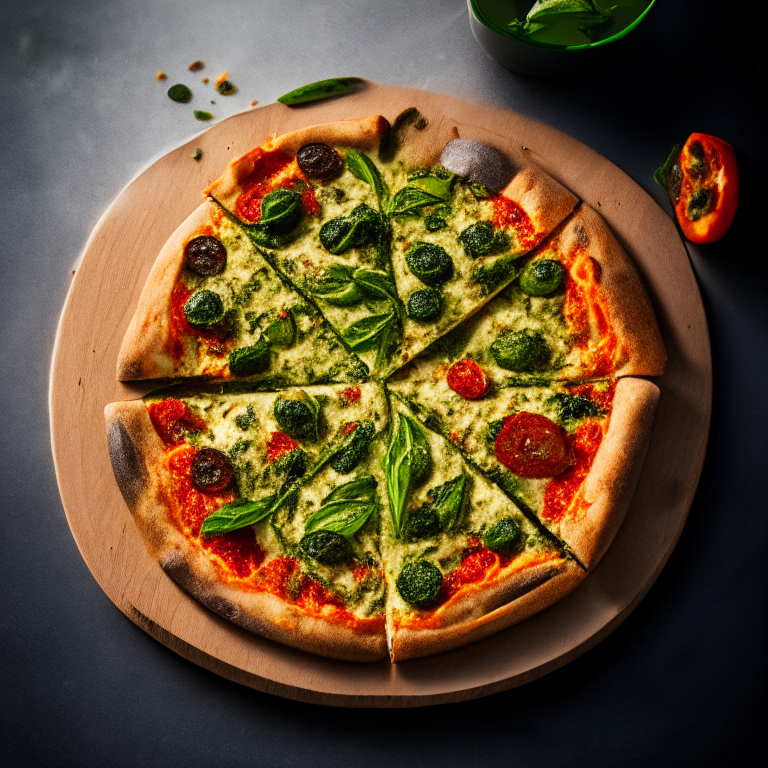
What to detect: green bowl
<box><xmin>468</xmin><ymin>0</ymin><xmax>657</xmax><ymax>78</ymax></box>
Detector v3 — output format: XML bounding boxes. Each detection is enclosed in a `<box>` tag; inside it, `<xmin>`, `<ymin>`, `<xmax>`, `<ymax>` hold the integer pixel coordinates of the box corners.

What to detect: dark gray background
<box><xmin>1</xmin><ymin>1</ymin><xmax>765</xmax><ymax>765</ymax></box>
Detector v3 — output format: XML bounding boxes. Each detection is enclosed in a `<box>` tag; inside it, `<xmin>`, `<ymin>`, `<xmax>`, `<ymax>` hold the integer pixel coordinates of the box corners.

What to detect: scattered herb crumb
<box><xmin>251</xmin><ymin>100</ymin><xmax>259</xmax><ymax>107</ymax></box>
<box><xmin>210</xmin><ymin>100</ymin><xmax>215</xmax><ymax>104</ymax></box>
<box><xmin>156</xmin><ymin>71</ymin><xmax>167</xmax><ymax>81</ymax></box>
<box><xmin>192</xmin><ymin>148</ymin><xmax>202</xmax><ymax>161</ymax></box>
<box><xmin>202</xmin><ymin>77</ymin><xmax>209</xmax><ymax>84</ymax></box>
<box><xmin>194</xmin><ymin>110</ymin><xmax>213</xmax><ymax>121</ymax></box>
<box><xmin>216</xmin><ymin>79</ymin><xmax>237</xmax><ymax>96</ymax></box>
<box><xmin>215</xmin><ymin>71</ymin><xmax>229</xmax><ymax>88</ymax></box>
<box><xmin>188</xmin><ymin>60</ymin><xmax>204</xmax><ymax>72</ymax></box>
<box><xmin>168</xmin><ymin>83</ymin><xmax>192</xmax><ymax>103</ymax></box>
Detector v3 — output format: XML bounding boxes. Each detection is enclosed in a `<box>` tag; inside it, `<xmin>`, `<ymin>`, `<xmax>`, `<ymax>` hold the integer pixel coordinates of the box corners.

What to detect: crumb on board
<box><xmin>188</xmin><ymin>60</ymin><xmax>204</xmax><ymax>72</ymax></box>
<box><xmin>192</xmin><ymin>148</ymin><xmax>202</xmax><ymax>161</ymax></box>
<box><xmin>156</xmin><ymin>71</ymin><xmax>167</xmax><ymax>80</ymax></box>
<box><xmin>251</xmin><ymin>100</ymin><xmax>259</xmax><ymax>107</ymax></box>
<box><xmin>215</xmin><ymin>71</ymin><xmax>228</xmax><ymax>88</ymax></box>
<box><xmin>202</xmin><ymin>77</ymin><xmax>209</xmax><ymax>84</ymax></box>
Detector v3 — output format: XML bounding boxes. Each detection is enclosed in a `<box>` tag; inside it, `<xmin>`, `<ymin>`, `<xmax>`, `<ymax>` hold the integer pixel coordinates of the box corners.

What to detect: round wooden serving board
<box><xmin>49</xmin><ymin>80</ymin><xmax>711</xmax><ymax>707</ymax></box>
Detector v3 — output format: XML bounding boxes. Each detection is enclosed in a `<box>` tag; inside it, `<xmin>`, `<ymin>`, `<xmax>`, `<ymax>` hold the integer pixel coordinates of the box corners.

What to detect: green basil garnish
<box><xmin>344</xmin><ymin>150</ymin><xmax>390</xmax><ymax>211</ymax></box>
<box><xmin>277</xmin><ymin>77</ymin><xmax>360</xmax><ymax>105</ymax></box>
<box><xmin>388</xmin><ymin>175</ymin><xmax>454</xmax><ymax>216</ymax></box>
<box><xmin>341</xmin><ymin>312</ymin><xmax>396</xmax><ymax>352</ymax></box>
<box><xmin>381</xmin><ymin>413</ymin><xmax>432</xmax><ymax>538</ymax></box>
<box><xmin>304</xmin><ymin>474</ymin><xmax>378</xmax><ymax>538</ymax></box>
<box><xmin>200</xmin><ymin>495</ymin><xmax>277</xmax><ymax>536</ymax></box>
<box><xmin>508</xmin><ymin>0</ymin><xmax>616</xmax><ymax>41</ymax></box>
<box><xmin>259</xmin><ymin>189</ymin><xmax>303</xmax><ymax>234</ymax></box>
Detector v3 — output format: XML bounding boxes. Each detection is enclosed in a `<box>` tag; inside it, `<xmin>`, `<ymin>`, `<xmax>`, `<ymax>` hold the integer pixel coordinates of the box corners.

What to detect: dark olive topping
<box><xmin>297</xmin><ymin>142</ymin><xmax>342</xmax><ymax>179</ymax></box>
<box><xmin>228</xmin><ymin>339</ymin><xmax>270</xmax><ymax>377</ymax></box>
<box><xmin>300</xmin><ymin>530</ymin><xmax>351</xmax><ymax>564</ymax></box>
<box><xmin>482</xmin><ymin>517</ymin><xmax>523</xmax><ymax>554</ymax></box>
<box><xmin>191</xmin><ymin>448</ymin><xmax>234</xmax><ymax>494</ymax></box>
<box><xmin>396</xmin><ymin>560</ymin><xmax>443</xmax><ymax>607</ymax></box>
<box><xmin>407</xmin><ymin>288</ymin><xmax>442</xmax><ymax>322</ymax></box>
<box><xmin>183</xmin><ymin>289</ymin><xmax>225</xmax><ymax>327</ymax></box>
<box><xmin>518</xmin><ymin>259</ymin><xmax>564</xmax><ymax>296</ymax></box>
<box><xmin>405</xmin><ymin>242</ymin><xmax>453</xmax><ymax>286</ymax></box>
<box><xmin>185</xmin><ymin>235</ymin><xmax>227</xmax><ymax>276</ymax></box>
<box><xmin>490</xmin><ymin>329</ymin><xmax>550</xmax><ymax>372</ymax></box>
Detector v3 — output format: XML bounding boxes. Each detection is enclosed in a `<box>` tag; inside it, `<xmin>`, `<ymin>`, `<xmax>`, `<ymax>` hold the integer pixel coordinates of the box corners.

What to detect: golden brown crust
<box><xmin>564</xmin><ymin>203</ymin><xmax>667</xmax><ymax>377</ymax></box>
<box><xmin>116</xmin><ymin>203</ymin><xmax>216</xmax><ymax>380</ymax></box>
<box><xmin>390</xmin><ymin>559</ymin><xmax>584</xmax><ymax>662</ymax></box>
<box><xmin>203</xmin><ymin>115</ymin><xmax>391</xmax><ymax>213</ymax></box>
<box><xmin>559</xmin><ymin>377</ymin><xmax>660</xmax><ymax>570</ymax></box>
<box><xmin>499</xmin><ymin>165</ymin><xmax>578</xmax><ymax>240</ymax></box>
<box><xmin>104</xmin><ymin>401</ymin><xmax>387</xmax><ymax>662</ymax></box>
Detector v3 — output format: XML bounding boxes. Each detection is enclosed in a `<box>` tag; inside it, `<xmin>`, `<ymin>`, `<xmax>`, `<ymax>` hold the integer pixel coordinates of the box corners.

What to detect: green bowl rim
<box><xmin>469</xmin><ymin>0</ymin><xmax>657</xmax><ymax>51</ymax></box>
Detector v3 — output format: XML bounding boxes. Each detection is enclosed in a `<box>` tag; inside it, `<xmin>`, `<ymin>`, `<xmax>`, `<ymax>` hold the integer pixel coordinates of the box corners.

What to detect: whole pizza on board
<box><xmin>106</xmin><ymin>111</ymin><xmax>665</xmax><ymax>662</ymax></box>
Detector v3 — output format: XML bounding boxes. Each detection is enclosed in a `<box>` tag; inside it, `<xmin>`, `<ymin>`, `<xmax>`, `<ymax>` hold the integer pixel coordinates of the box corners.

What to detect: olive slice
<box><xmin>297</xmin><ymin>142</ymin><xmax>342</xmax><ymax>179</ymax></box>
<box><xmin>185</xmin><ymin>235</ymin><xmax>227</xmax><ymax>276</ymax></box>
<box><xmin>191</xmin><ymin>448</ymin><xmax>234</xmax><ymax>494</ymax></box>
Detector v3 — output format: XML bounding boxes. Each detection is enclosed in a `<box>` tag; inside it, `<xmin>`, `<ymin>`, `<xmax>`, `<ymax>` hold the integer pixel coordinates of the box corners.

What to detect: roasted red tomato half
<box><xmin>446</xmin><ymin>358</ymin><xmax>490</xmax><ymax>400</ymax></box>
<box><xmin>654</xmin><ymin>133</ymin><xmax>739</xmax><ymax>244</ymax></box>
<box><xmin>494</xmin><ymin>412</ymin><xmax>573</xmax><ymax>478</ymax></box>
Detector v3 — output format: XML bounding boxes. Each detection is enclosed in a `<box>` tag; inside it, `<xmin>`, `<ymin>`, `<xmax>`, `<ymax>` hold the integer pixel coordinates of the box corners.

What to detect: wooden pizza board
<box><xmin>49</xmin><ymin>80</ymin><xmax>711</xmax><ymax>707</ymax></box>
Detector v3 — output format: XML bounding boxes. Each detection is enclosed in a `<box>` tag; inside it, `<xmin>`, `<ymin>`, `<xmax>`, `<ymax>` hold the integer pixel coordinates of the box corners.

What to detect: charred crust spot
<box><xmin>119</xmin><ymin>361</ymin><xmax>143</xmax><ymax>381</ymax></box>
<box><xmin>161</xmin><ymin>552</ymin><xmax>239</xmax><ymax>621</ymax></box>
<box><xmin>107</xmin><ymin>418</ymin><xmax>147</xmax><ymax>509</ymax></box>
<box><xmin>575</xmin><ymin>224</ymin><xmax>588</xmax><ymax>249</ymax></box>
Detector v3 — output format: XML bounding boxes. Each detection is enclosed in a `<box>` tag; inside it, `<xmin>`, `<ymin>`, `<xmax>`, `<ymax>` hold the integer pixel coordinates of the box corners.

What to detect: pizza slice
<box><xmin>382</xmin><ymin>137</ymin><xmax>578</xmax><ymax>372</ymax></box>
<box><xmin>378</xmin><ymin>397</ymin><xmax>584</xmax><ymax>662</ymax></box>
<box><xmin>399</xmin><ymin>203</ymin><xmax>666</xmax><ymax>385</ymax></box>
<box><xmin>204</xmin><ymin>115</ymin><xmax>401</xmax><ymax>375</ymax></box>
<box><xmin>105</xmin><ymin>381</ymin><xmax>389</xmax><ymax>661</ymax></box>
<box><xmin>117</xmin><ymin>201</ymin><xmax>365</xmax><ymax>385</ymax></box>
<box><xmin>388</xmin><ymin>377</ymin><xmax>660</xmax><ymax>570</ymax></box>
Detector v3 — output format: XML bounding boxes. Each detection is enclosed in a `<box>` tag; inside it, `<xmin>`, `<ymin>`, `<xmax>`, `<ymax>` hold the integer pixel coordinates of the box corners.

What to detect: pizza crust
<box><xmin>116</xmin><ymin>202</ymin><xmax>216</xmax><ymax>381</ymax></box>
<box><xmin>104</xmin><ymin>400</ymin><xmax>387</xmax><ymax>662</ymax></box>
<box><xmin>203</xmin><ymin>114</ymin><xmax>391</xmax><ymax>214</ymax></box>
<box><xmin>563</xmin><ymin>203</ymin><xmax>667</xmax><ymax>377</ymax></box>
<box><xmin>559</xmin><ymin>377</ymin><xmax>660</xmax><ymax>570</ymax></box>
<box><xmin>389</xmin><ymin>559</ymin><xmax>584</xmax><ymax>662</ymax></box>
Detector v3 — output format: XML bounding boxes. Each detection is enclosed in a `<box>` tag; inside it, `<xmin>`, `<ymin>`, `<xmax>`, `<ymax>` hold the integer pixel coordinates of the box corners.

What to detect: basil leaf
<box><xmin>259</xmin><ymin>189</ymin><xmax>303</xmax><ymax>234</ymax></box>
<box><xmin>341</xmin><ymin>312</ymin><xmax>395</xmax><ymax>352</ymax></box>
<box><xmin>304</xmin><ymin>474</ymin><xmax>378</xmax><ymax>538</ymax></box>
<box><xmin>654</xmin><ymin>143</ymin><xmax>683</xmax><ymax>206</ymax></box>
<box><xmin>344</xmin><ymin>150</ymin><xmax>390</xmax><ymax>211</ymax></box>
<box><xmin>388</xmin><ymin>187</ymin><xmax>445</xmax><ymax>217</ymax></box>
<box><xmin>352</xmin><ymin>268</ymin><xmax>399</xmax><ymax>305</ymax></box>
<box><xmin>428</xmin><ymin>473</ymin><xmax>467</xmax><ymax>530</ymax></box>
<box><xmin>277</xmin><ymin>77</ymin><xmax>359</xmax><ymax>105</ymax></box>
<box><xmin>322</xmin><ymin>474</ymin><xmax>377</xmax><ymax>503</ymax></box>
<box><xmin>509</xmin><ymin>0</ymin><xmax>616</xmax><ymax>37</ymax></box>
<box><xmin>315</xmin><ymin>264</ymin><xmax>364</xmax><ymax>306</ymax></box>
<box><xmin>304</xmin><ymin>500</ymin><xmax>377</xmax><ymax>538</ymax></box>
<box><xmin>408</xmin><ymin>175</ymin><xmax>454</xmax><ymax>200</ymax></box>
<box><xmin>381</xmin><ymin>413</ymin><xmax>432</xmax><ymax>538</ymax></box>
<box><xmin>200</xmin><ymin>495</ymin><xmax>277</xmax><ymax>536</ymax></box>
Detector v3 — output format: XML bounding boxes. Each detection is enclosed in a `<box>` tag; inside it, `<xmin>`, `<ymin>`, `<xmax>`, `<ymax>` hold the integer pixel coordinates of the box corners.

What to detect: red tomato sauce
<box><xmin>561</xmin><ymin>250</ymin><xmax>618</xmax><ymax>376</ymax></box>
<box><xmin>491</xmin><ymin>195</ymin><xmax>537</xmax><ymax>251</ymax></box>
<box><xmin>148</xmin><ymin>399</ymin><xmax>207</xmax><ymax>445</ymax></box>
<box><xmin>234</xmin><ymin>149</ymin><xmax>319</xmax><ymax>223</ymax></box>
<box><xmin>341</xmin><ymin>422</ymin><xmax>358</xmax><ymax>436</ymax></box>
<box><xmin>340</xmin><ymin>386</ymin><xmax>362</xmax><ymax>404</ymax></box>
<box><xmin>255</xmin><ymin>556</ymin><xmax>384</xmax><ymax>632</ymax></box>
<box><xmin>165</xmin><ymin>445</ymin><xmax>265</xmax><ymax>578</ymax></box>
<box><xmin>439</xmin><ymin>539</ymin><xmax>500</xmax><ymax>604</ymax></box>
<box><xmin>542</xmin><ymin>418</ymin><xmax>605</xmax><ymax>522</ymax></box>
<box><xmin>568</xmin><ymin>381</ymin><xmax>616</xmax><ymax>412</ymax></box>
<box><xmin>169</xmin><ymin>282</ymin><xmax>230</xmax><ymax>362</ymax></box>
<box><xmin>266</xmin><ymin>431</ymin><xmax>298</xmax><ymax>463</ymax></box>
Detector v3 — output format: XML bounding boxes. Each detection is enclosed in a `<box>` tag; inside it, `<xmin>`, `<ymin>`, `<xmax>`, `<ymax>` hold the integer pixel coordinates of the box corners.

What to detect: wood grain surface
<box><xmin>48</xmin><ymin>80</ymin><xmax>711</xmax><ymax>707</ymax></box>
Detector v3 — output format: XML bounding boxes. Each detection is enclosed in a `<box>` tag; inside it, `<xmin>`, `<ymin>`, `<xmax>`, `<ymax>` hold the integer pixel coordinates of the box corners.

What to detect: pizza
<box><xmin>106</xmin><ymin>111</ymin><xmax>665</xmax><ymax>662</ymax></box>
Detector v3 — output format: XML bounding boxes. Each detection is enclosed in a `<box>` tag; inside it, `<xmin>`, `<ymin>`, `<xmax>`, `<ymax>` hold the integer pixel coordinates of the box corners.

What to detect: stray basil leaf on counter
<box><xmin>654</xmin><ymin>143</ymin><xmax>683</xmax><ymax>206</ymax></box>
<box><xmin>194</xmin><ymin>110</ymin><xmax>214</xmax><ymax>121</ymax></box>
<box><xmin>277</xmin><ymin>77</ymin><xmax>361</xmax><ymax>105</ymax></box>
